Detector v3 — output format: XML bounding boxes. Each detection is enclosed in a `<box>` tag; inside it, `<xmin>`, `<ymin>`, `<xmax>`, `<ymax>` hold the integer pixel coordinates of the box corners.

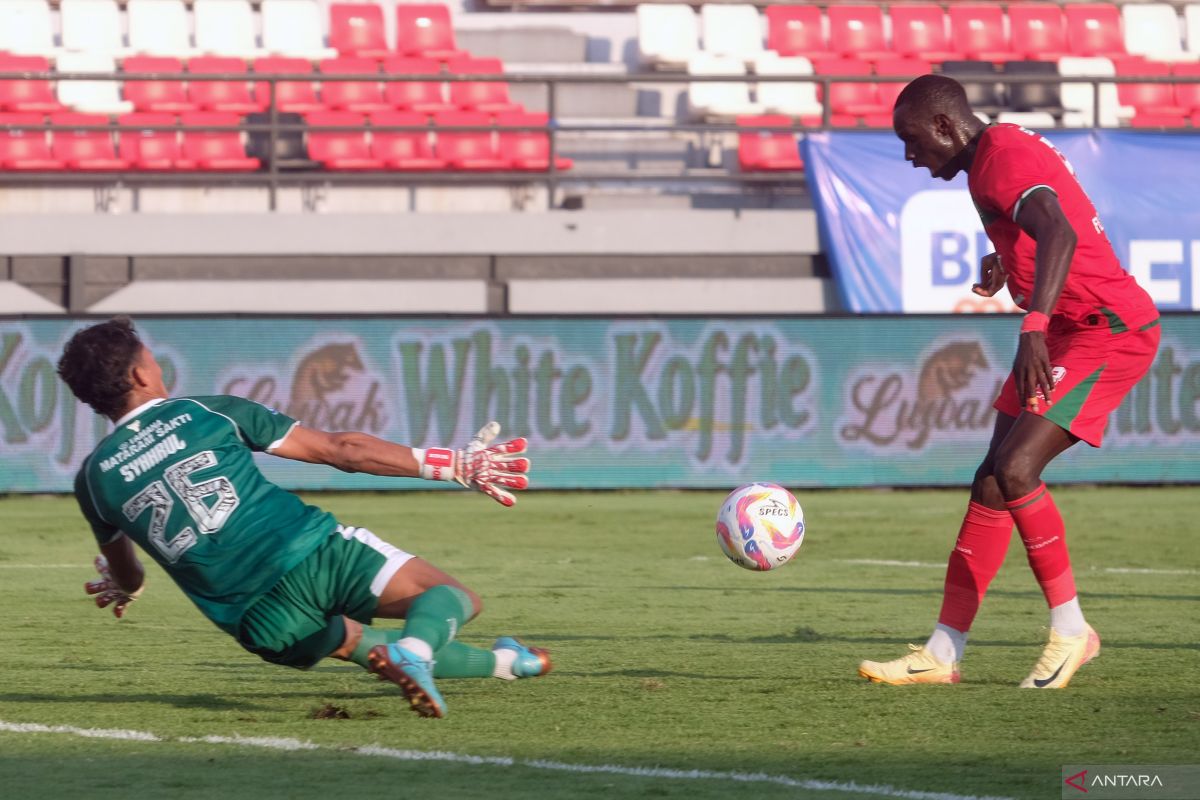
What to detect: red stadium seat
<box><xmin>1173</xmin><ymin>62</ymin><xmax>1200</xmax><ymax>112</ymax></box>
<box><xmin>0</xmin><ymin>112</ymin><xmax>64</xmax><ymax>169</ymax></box>
<box><xmin>395</xmin><ymin>4</ymin><xmax>468</xmax><ymax>61</ymax></box>
<box><xmin>50</xmin><ymin>111</ymin><xmax>130</xmax><ymax>170</ymax></box>
<box><xmin>1008</xmin><ymin>4</ymin><xmax>1069</xmax><ymax>62</ymax></box>
<box><xmin>875</xmin><ymin>57</ymin><xmax>932</xmax><ymax>110</ymax></box>
<box><xmin>1129</xmin><ymin>111</ymin><xmax>1188</xmax><ymax>128</ymax></box>
<box><xmin>813</xmin><ymin>58</ymin><xmax>885</xmax><ymax>116</ymax></box>
<box><xmin>736</xmin><ymin>114</ymin><xmax>803</xmax><ymax>171</ymax></box>
<box><xmin>382</xmin><ymin>57</ymin><xmax>454</xmax><ymax>113</ymax></box>
<box><xmin>122</xmin><ymin>56</ymin><xmax>196</xmax><ymax>114</ymax></box>
<box><xmin>495</xmin><ymin>110</ymin><xmax>572</xmax><ymax>171</ymax></box>
<box><xmin>329</xmin><ymin>3</ymin><xmax>390</xmax><ymax>60</ymax></box>
<box><xmin>889</xmin><ymin>6</ymin><xmax>956</xmax><ymax>63</ymax></box>
<box><xmin>305</xmin><ymin>110</ymin><xmax>383</xmax><ymax>169</ymax></box>
<box><xmin>446</xmin><ymin>57</ymin><xmax>520</xmax><ymax>113</ymax></box>
<box><xmin>1116</xmin><ymin>59</ymin><xmax>1187</xmax><ymax>116</ymax></box>
<box><xmin>180</xmin><ymin>111</ymin><xmax>261</xmax><ymax>170</ymax></box>
<box><xmin>764</xmin><ymin>6</ymin><xmax>832</xmax><ymax>60</ymax></box>
<box><xmin>118</xmin><ymin>112</ymin><xmax>195</xmax><ymax>170</ymax></box>
<box><xmin>369</xmin><ymin>110</ymin><xmax>445</xmax><ymax>170</ymax></box>
<box><xmin>433</xmin><ymin>110</ymin><xmax>507</xmax><ymax>170</ymax></box>
<box><xmin>318</xmin><ymin>57</ymin><xmax>391</xmax><ymax>112</ymax></box>
<box><xmin>827</xmin><ymin>6</ymin><xmax>891</xmax><ymax>61</ymax></box>
<box><xmin>948</xmin><ymin>5</ymin><xmax>1019</xmax><ymax>62</ymax></box>
<box><xmin>253</xmin><ymin>57</ymin><xmax>325</xmax><ymax>114</ymax></box>
<box><xmin>0</xmin><ymin>55</ymin><xmax>62</xmax><ymax>113</ymax></box>
<box><xmin>188</xmin><ymin>57</ymin><xmax>265</xmax><ymax>114</ymax></box>
<box><xmin>1064</xmin><ymin>5</ymin><xmax>1126</xmax><ymax>58</ymax></box>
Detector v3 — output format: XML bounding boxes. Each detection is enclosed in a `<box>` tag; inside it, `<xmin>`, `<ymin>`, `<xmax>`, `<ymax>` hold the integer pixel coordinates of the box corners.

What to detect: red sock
<box><xmin>937</xmin><ymin>501</ymin><xmax>1013</xmax><ymax>632</ymax></box>
<box><xmin>1006</xmin><ymin>483</ymin><xmax>1077</xmax><ymax>607</ymax></box>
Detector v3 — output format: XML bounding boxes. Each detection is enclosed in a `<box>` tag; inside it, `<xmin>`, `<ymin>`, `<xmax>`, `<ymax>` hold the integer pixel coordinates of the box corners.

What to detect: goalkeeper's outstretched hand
<box><xmin>458</xmin><ymin>421</ymin><xmax>531</xmax><ymax>507</ymax></box>
<box><xmin>84</xmin><ymin>555</ymin><xmax>143</xmax><ymax>618</ymax></box>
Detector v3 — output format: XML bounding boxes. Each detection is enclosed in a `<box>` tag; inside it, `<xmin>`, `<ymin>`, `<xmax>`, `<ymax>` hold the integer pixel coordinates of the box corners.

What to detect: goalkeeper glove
<box><xmin>84</xmin><ymin>555</ymin><xmax>144</xmax><ymax>619</ymax></box>
<box><xmin>415</xmin><ymin>421</ymin><xmax>531</xmax><ymax>507</ymax></box>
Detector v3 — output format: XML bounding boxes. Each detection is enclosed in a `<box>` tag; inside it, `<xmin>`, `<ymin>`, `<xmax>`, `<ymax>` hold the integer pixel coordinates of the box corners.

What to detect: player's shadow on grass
<box><xmin>0</xmin><ymin>692</ymin><xmax>268</xmax><ymax>711</ymax></box>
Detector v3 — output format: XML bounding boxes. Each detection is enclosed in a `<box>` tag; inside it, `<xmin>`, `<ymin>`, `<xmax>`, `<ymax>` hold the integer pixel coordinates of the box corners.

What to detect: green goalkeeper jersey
<box><xmin>74</xmin><ymin>396</ymin><xmax>337</xmax><ymax>633</ymax></box>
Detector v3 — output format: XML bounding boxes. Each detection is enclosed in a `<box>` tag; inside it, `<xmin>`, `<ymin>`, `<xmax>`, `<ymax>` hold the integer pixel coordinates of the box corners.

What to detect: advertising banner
<box><xmin>2</xmin><ymin>316</ymin><xmax>1197</xmax><ymax>492</ymax></box>
<box><xmin>802</xmin><ymin>131</ymin><xmax>1200</xmax><ymax>313</ymax></box>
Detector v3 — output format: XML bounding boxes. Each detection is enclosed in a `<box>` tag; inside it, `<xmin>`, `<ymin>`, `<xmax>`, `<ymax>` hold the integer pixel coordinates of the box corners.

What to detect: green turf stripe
<box><xmin>1044</xmin><ymin>362</ymin><xmax>1105</xmax><ymax>433</ymax></box>
<box><xmin>1099</xmin><ymin>307</ymin><xmax>1129</xmax><ymax>334</ymax></box>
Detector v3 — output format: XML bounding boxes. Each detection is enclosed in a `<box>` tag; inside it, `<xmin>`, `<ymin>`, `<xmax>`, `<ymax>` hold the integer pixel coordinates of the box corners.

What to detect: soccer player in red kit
<box><xmin>858</xmin><ymin>75</ymin><xmax>1160</xmax><ymax>688</ymax></box>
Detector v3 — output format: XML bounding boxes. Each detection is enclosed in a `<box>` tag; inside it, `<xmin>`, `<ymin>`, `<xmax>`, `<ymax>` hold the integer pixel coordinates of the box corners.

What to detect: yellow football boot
<box><xmin>858</xmin><ymin>644</ymin><xmax>961</xmax><ymax>685</ymax></box>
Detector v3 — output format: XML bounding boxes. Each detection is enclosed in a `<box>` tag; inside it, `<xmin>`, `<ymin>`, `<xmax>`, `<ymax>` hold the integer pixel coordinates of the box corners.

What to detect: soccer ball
<box><xmin>715</xmin><ymin>483</ymin><xmax>805</xmax><ymax>571</ymax></box>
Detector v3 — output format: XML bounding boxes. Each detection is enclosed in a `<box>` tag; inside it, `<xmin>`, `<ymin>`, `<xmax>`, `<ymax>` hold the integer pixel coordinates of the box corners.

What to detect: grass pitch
<box><xmin>0</xmin><ymin>487</ymin><xmax>1197</xmax><ymax>800</ymax></box>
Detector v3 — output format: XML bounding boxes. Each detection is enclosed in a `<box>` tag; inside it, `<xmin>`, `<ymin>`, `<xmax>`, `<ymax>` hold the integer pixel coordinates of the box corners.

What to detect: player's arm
<box><xmin>85</xmin><ymin>535</ymin><xmax>146</xmax><ymax>619</ymax></box>
<box><xmin>1014</xmin><ymin>189</ymin><xmax>1078</xmax><ymax>407</ymax></box>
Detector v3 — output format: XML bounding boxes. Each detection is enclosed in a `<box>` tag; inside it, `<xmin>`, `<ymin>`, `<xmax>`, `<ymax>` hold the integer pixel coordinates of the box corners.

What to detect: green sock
<box><xmin>400</xmin><ymin>584</ymin><xmax>475</xmax><ymax>654</ymax></box>
<box><xmin>432</xmin><ymin>641</ymin><xmax>496</xmax><ymax>679</ymax></box>
<box><xmin>348</xmin><ymin>625</ymin><xmax>401</xmax><ymax>669</ymax></box>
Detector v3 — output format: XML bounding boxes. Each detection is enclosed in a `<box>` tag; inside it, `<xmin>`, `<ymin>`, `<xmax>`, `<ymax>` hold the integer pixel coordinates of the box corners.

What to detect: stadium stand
<box><xmin>127</xmin><ymin>0</ymin><xmax>199</xmax><ymax>59</ymax></box>
<box><xmin>0</xmin><ymin>0</ymin><xmax>60</xmax><ymax>59</ymax></box>
<box><xmin>1188</xmin><ymin>6</ymin><xmax>1200</xmax><ymax>59</ymax></box>
<box><xmin>700</xmin><ymin>5</ymin><xmax>765</xmax><ymax>67</ymax></box>
<box><xmin>50</xmin><ymin>111</ymin><xmax>130</xmax><ymax>171</ymax></box>
<box><xmin>194</xmin><ymin>0</ymin><xmax>266</xmax><ymax>60</ymax></box>
<box><xmin>889</xmin><ymin>5</ymin><xmax>957</xmax><ymax>63</ymax></box>
<box><xmin>826</xmin><ymin>6</ymin><xmax>891</xmax><ymax>62</ymax></box>
<box><xmin>318</xmin><ymin>57</ymin><xmax>392</xmax><ymax>113</ymax></box>
<box><xmin>0</xmin><ymin>112</ymin><xmax>63</xmax><ymax>170</ymax></box>
<box><xmin>764</xmin><ymin>5</ymin><xmax>831</xmax><ymax>61</ymax></box>
<box><xmin>496</xmin><ymin>110</ymin><xmax>573</xmax><ymax>171</ymax></box>
<box><xmin>948</xmin><ymin>4</ymin><xmax>1019</xmax><ymax>63</ymax></box>
<box><xmin>382</xmin><ymin>57</ymin><xmax>456</xmax><ymax>114</ymax></box>
<box><xmin>754</xmin><ymin>54</ymin><xmax>822</xmax><ymax>121</ymax></box>
<box><xmin>121</xmin><ymin>56</ymin><xmax>195</xmax><ymax>114</ymax></box>
<box><xmin>262</xmin><ymin>0</ymin><xmax>339</xmax><ymax>61</ymax></box>
<box><xmin>189</xmin><ymin>57</ymin><xmax>264</xmax><ymax>114</ymax></box>
<box><xmin>687</xmin><ymin>53</ymin><xmax>762</xmax><ymax>119</ymax></box>
<box><xmin>941</xmin><ymin>60</ymin><xmax>1004</xmax><ymax>116</ymax></box>
<box><xmin>395</xmin><ymin>4</ymin><xmax>469</xmax><ymax>61</ymax></box>
<box><xmin>447</xmin><ymin>57</ymin><xmax>520</xmax><ymax>113</ymax></box>
<box><xmin>180</xmin><ymin>111</ymin><xmax>261</xmax><ymax>170</ymax></box>
<box><xmin>306</xmin><ymin>110</ymin><xmax>384</xmax><ymax>170</ymax></box>
<box><xmin>253</xmin><ymin>57</ymin><xmax>326</xmax><ymax>114</ymax></box>
<box><xmin>1008</xmin><ymin>3</ymin><xmax>1069</xmax><ymax>62</ymax></box>
<box><xmin>56</xmin><ymin>53</ymin><xmax>134</xmax><ymax>115</ymax></box>
<box><xmin>736</xmin><ymin>114</ymin><xmax>804</xmax><ymax>172</ymax></box>
<box><xmin>637</xmin><ymin>5</ymin><xmax>700</xmax><ymax>70</ymax></box>
<box><xmin>61</xmin><ymin>0</ymin><xmax>133</xmax><ymax>60</ymax></box>
<box><xmin>117</xmin><ymin>112</ymin><xmax>195</xmax><ymax>171</ymax></box>
<box><xmin>1064</xmin><ymin>4</ymin><xmax>1127</xmax><ymax>58</ymax></box>
<box><xmin>369</xmin><ymin>110</ymin><xmax>446</xmax><ymax>170</ymax></box>
<box><xmin>1058</xmin><ymin>56</ymin><xmax>1129</xmax><ymax>127</ymax></box>
<box><xmin>242</xmin><ymin>111</ymin><xmax>317</xmax><ymax>170</ymax></box>
<box><xmin>434</xmin><ymin>109</ymin><xmax>510</xmax><ymax>170</ymax></box>
<box><xmin>0</xmin><ymin>55</ymin><xmax>63</xmax><ymax>114</ymax></box>
<box><xmin>1121</xmin><ymin>3</ymin><xmax>1186</xmax><ymax>62</ymax></box>
<box><xmin>330</xmin><ymin>3</ymin><xmax>392</xmax><ymax>60</ymax></box>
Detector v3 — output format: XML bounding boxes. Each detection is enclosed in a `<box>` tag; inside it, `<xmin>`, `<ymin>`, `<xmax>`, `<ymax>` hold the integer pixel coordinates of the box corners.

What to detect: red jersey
<box><xmin>968</xmin><ymin>124</ymin><xmax>1158</xmax><ymax>332</ymax></box>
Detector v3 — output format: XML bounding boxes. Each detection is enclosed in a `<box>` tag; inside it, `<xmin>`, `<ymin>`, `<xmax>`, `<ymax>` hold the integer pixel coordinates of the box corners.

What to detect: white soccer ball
<box><xmin>715</xmin><ymin>483</ymin><xmax>805</xmax><ymax>571</ymax></box>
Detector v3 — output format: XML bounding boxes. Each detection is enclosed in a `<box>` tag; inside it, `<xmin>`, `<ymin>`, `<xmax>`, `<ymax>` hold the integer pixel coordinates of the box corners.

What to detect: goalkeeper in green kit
<box><xmin>58</xmin><ymin>317</ymin><xmax>548</xmax><ymax>719</ymax></box>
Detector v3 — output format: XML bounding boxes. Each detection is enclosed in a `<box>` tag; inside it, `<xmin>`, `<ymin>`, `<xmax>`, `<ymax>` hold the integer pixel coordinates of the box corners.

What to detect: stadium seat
<box><xmin>1115</xmin><ymin>58</ymin><xmax>1187</xmax><ymax>116</ymax></box>
<box><xmin>889</xmin><ymin>5</ymin><xmax>957</xmax><ymax>63</ymax></box>
<box><xmin>638</xmin><ymin>5</ymin><xmax>700</xmax><ymax>70</ymax></box>
<box><xmin>1188</xmin><ymin>6</ymin><xmax>1200</xmax><ymax>59</ymax></box>
<box><xmin>318</xmin><ymin>57</ymin><xmax>391</xmax><ymax>112</ymax></box>
<box><xmin>1064</xmin><ymin>5</ymin><xmax>1126</xmax><ymax>58</ymax></box>
<box><xmin>875</xmin><ymin>57</ymin><xmax>932</xmax><ymax>111</ymax></box>
<box><xmin>754</xmin><ymin>54</ymin><xmax>822</xmax><ymax>121</ymax></box>
<box><xmin>736</xmin><ymin>114</ymin><xmax>803</xmax><ymax>171</ymax></box>
<box><xmin>329</xmin><ymin>4</ymin><xmax>391</xmax><ymax>60</ymax></box>
<box><xmin>1122</xmin><ymin>4</ymin><xmax>1186</xmax><ymax>63</ymax></box>
<box><xmin>369</xmin><ymin>110</ymin><xmax>445</xmax><ymax>170</ymax></box>
<box><xmin>60</xmin><ymin>0</ymin><xmax>131</xmax><ymax>59</ymax></box>
<box><xmin>813</xmin><ymin>57</ymin><xmax>884</xmax><ymax>117</ymax></box>
<box><xmin>1058</xmin><ymin>56</ymin><xmax>1129</xmax><ymax>126</ymax></box>
<box><xmin>764</xmin><ymin>6</ymin><xmax>832</xmax><ymax>61</ymax></box>
<box><xmin>252</xmin><ymin>57</ymin><xmax>325</xmax><ymax>114</ymax></box>
<box><xmin>495</xmin><ymin>110</ymin><xmax>572</xmax><ymax>171</ymax></box>
<box><xmin>117</xmin><ymin>112</ymin><xmax>195</xmax><ymax>170</ymax></box>
<box><xmin>0</xmin><ymin>112</ymin><xmax>64</xmax><ymax>169</ymax></box>
<box><xmin>194</xmin><ymin>0</ymin><xmax>266</xmax><ymax>60</ymax></box>
<box><xmin>305</xmin><ymin>110</ymin><xmax>383</xmax><ymax>169</ymax></box>
<box><xmin>122</xmin><ymin>56</ymin><xmax>196</xmax><ymax>114</ymax></box>
<box><xmin>1129</xmin><ymin>110</ymin><xmax>1189</xmax><ymax>127</ymax></box>
<box><xmin>56</xmin><ymin>53</ymin><xmax>135</xmax><ymax>114</ymax></box>
<box><xmin>996</xmin><ymin>110</ymin><xmax>1057</xmax><ymax>128</ymax></box>
<box><xmin>49</xmin><ymin>111</ymin><xmax>131</xmax><ymax>170</ymax></box>
<box><xmin>0</xmin><ymin>1</ymin><xmax>60</xmax><ymax>59</ymax></box>
<box><xmin>941</xmin><ymin>60</ymin><xmax>1004</xmax><ymax>114</ymax></box>
<box><xmin>1008</xmin><ymin>4</ymin><xmax>1069</xmax><ymax>62</ymax></box>
<box><xmin>446</xmin><ymin>57</ymin><xmax>520</xmax><ymax>114</ymax></box>
<box><xmin>189</xmin><ymin>57</ymin><xmax>265</xmax><ymax>114</ymax></box>
<box><xmin>1173</xmin><ymin>61</ymin><xmax>1200</xmax><ymax>112</ymax></box>
<box><xmin>395</xmin><ymin>4</ymin><xmax>468</xmax><ymax>61</ymax></box>
<box><xmin>127</xmin><ymin>0</ymin><xmax>197</xmax><ymax>58</ymax></box>
<box><xmin>701</xmin><ymin>5</ymin><xmax>764</xmax><ymax>66</ymax></box>
<box><xmin>827</xmin><ymin>6</ymin><xmax>891</xmax><ymax>61</ymax></box>
<box><xmin>242</xmin><ymin>111</ymin><xmax>316</xmax><ymax>169</ymax></box>
<box><xmin>382</xmin><ymin>57</ymin><xmax>454</xmax><ymax>114</ymax></box>
<box><xmin>1005</xmin><ymin>60</ymin><xmax>1064</xmax><ymax>114</ymax></box>
<box><xmin>180</xmin><ymin>111</ymin><xmax>261</xmax><ymax>169</ymax></box>
<box><xmin>262</xmin><ymin>0</ymin><xmax>338</xmax><ymax>61</ymax></box>
<box><xmin>0</xmin><ymin>55</ymin><xmax>63</xmax><ymax>113</ymax></box>
<box><xmin>433</xmin><ymin>110</ymin><xmax>508</xmax><ymax>170</ymax></box>
<box><xmin>687</xmin><ymin>53</ymin><xmax>763</xmax><ymax>118</ymax></box>
<box><xmin>948</xmin><ymin>5</ymin><xmax>1019</xmax><ymax>62</ymax></box>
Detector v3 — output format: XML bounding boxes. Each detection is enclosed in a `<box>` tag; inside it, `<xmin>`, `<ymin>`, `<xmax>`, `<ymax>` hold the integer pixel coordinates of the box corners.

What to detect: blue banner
<box><xmin>802</xmin><ymin>130</ymin><xmax>1200</xmax><ymax>313</ymax></box>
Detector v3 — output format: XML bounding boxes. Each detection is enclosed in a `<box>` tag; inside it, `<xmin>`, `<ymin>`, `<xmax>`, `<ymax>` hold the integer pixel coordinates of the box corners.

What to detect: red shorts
<box><xmin>994</xmin><ymin>319</ymin><xmax>1161</xmax><ymax>447</ymax></box>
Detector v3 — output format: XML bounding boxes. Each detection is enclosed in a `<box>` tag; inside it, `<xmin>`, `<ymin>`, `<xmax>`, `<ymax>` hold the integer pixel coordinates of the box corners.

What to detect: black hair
<box><xmin>57</xmin><ymin>316</ymin><xmax>144</xmax><ymax>418</ymax></box>
<box><xmin>893</xmin><ymin>74</ymin><xmax>973</xmax><ymax>115</ymax></box>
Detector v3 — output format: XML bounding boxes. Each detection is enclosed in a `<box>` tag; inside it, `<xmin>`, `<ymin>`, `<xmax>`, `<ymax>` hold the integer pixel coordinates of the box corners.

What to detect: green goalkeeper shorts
<box><xmin>235</xmin><ymin>525</ymin><xmax>414</xmax><ymax>669</ymax></box>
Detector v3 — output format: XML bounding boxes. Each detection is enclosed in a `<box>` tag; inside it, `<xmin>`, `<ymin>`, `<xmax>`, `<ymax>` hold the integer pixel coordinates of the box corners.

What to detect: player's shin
<box><xmin>394</xmin><ymin>584</ymin><xmax>475</xmax><ymax>661</ymax></box>
<box><xmin>1005</xmin><ymin>483</ymin><xmax>1085</xmax><ymax>634</ymax></box>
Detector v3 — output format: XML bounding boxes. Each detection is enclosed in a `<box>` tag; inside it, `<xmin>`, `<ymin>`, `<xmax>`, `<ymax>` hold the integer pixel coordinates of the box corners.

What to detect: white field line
<box><xmin>835</xmin><ymin>559</ymin><xmax>1198</xmax><ymax>576</ymax></box>
<box><xmin>0</xmin><ymin>719</ymin><xmax>1014</xmax><ymax>800</ymax></box>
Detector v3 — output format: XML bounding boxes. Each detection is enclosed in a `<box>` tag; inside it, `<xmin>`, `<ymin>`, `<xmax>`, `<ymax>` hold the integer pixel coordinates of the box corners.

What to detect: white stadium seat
<box><xmin>1057</xmin><ymin>57</ymin><xmax>1131</xmax><ymax>127</ymax></box>
<box><xmin>56</xmin><ymin>52</ymin><xmax>135</xmax><ymax>114</ymax></box>
<box><xmin>195</xmin><ymin>0</ymin><xmax>267</xmax><ymax>59</ymax></box>
<box><xmin>1185</xmin><ymin>5</ymin><xmax>1200</xmax><ymax>58</ymax></box>
<box><xmin>754</xmin><ymin>54</ymin><xmax>822</xmax><ymax>118</ymax></box>
<box><xmin>996</xmin><ymin>111</ymin><xmax>1058</xmax><ymax>128</ymax></box>
<box><xmin>128</xmin><ymin>0</ymin><xmax>199</xmax><ymax>58</ymax></box>
<box><xmin>701</xmin><ymin>4</ymin><xmax>764</xmax><ymax>65</ymax></box>
<box><xmin>0</xmin><ymin>0</ymin><xmax>61</xmax><ymax>58</ymax></box>
<box><xmin>1122</xmin><ymin>4</ymin><xmax>1188</xmax><ymax>62</ymax></box>
<box><xmin>61</xmin><ymin>0</ymin><xmax>132</xmax><ymax>57</ymax></box>
<box><xmin>637</xmin><ymin>5</ymin><xmax>700</xmax><ymax>70</ymax></box>
<box><xmin>261</xmin><ymin>0</ymin><xmax>338</xmax><ymax>61</ymax></box>
<box><xmin>687</xmin><ymin>53</ymin><xmax>762</xmax><ymax>118</ymax></box>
